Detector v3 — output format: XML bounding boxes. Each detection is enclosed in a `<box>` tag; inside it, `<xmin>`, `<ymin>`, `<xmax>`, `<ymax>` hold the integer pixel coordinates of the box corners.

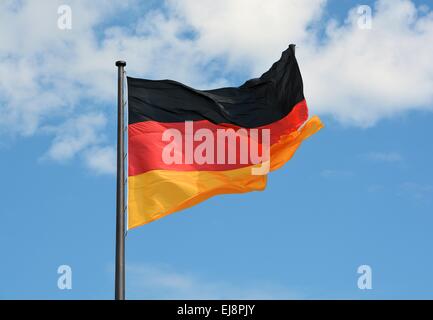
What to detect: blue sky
<box><xmin>1</xmin><ymin>0</ymin><xmax>433</xmax><ymax>299</ymax></box>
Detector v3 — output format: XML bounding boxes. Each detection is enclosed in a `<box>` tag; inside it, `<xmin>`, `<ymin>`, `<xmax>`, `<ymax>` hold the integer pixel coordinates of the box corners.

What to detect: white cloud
<box><xmin>301</xmin><ymin>0</ymin><xmax>433</xmax><ymax>126</ymax></box>
<box><xmin>167</xmin><ymin>0</ymin><xmax>326</xmax><ymax>72</ymax></box>
<box><xmin>84</xmin><ymin>146</ymin><xmax>116</xmax><ymax>175</ymax></box>
<box><xmin>0</xmin><ymin>0</ymin><xmax>125</xmax><ymax>136</ymax></box>
<box><xmin>43</xmin><ymin>112</ymin><xmax>106</xmax><ymax>161</ymax></box>
<box><xmin>41</xmin><ymin>112</ymin><xmax>116</xmax><ymax>174</ymax></box>
<box><xmin>127</xmin><ymin>263</ymin><xmax>302</xmax><ymax>299</ymax></box>
<box><xmin>166</xmin><ymin>0</ymin><xmax>433</xmax><ymax>126</ymax></box>
<box><xmin>363</xmin><ymin>151</ymin><xmax>403</xmax><ymax>163</ymax></box>
<box><xmin>1</xmin><ymin>0</ymin><xmax>433</xmax><ymax>171</ymax></box>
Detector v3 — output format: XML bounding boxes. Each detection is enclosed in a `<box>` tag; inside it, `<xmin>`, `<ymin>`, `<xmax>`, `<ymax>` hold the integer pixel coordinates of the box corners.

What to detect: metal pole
<box><xmin>115</xmin><ymin>60</ymin><xmax>126</xmax><ymax>300</ymax></box>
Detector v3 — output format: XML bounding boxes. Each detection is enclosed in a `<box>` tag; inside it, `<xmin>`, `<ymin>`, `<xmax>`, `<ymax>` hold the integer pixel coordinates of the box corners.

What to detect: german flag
<box><xmin>127</xmin><ymin>45</ymin><xmax>323</xmax><ymax>229</ymax></box>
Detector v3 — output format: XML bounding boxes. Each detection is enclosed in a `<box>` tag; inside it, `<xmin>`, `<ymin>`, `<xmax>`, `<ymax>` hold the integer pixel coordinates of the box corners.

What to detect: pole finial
<box><xmin>116</xmin><ymin>60</ymin><xmax>126</xmax><ymax>67</ymax></box>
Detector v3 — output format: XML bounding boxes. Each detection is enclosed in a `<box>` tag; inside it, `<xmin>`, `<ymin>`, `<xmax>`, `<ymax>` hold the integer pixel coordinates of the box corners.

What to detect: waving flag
<box><xmin>127</xmin><ymin>45</ymin><xmax>323</xmax><ymax>229</ymax></box>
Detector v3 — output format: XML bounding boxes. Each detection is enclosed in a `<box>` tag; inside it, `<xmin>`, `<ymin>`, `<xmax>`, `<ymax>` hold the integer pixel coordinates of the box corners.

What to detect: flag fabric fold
<box><xmin>127</xmin><ymin>45</ymin><xmax>323</xmax><ymax>229</ymax></box>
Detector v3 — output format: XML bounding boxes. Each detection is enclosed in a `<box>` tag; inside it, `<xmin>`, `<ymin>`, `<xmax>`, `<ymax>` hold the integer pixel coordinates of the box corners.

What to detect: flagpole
<box><xmin>115</xmin><ymin>60</ymin><xmax>126</xmax><ymax>300</ymax></box>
